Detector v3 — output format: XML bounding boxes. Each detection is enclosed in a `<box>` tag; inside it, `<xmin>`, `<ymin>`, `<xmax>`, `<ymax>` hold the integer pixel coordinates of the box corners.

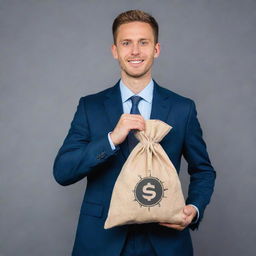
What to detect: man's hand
<box><xmin>158</xmin><ymin>205</ymin><xmax>197</xmax><ymax>231</ymax></box>
<box><xmin>110</xmin><ymin>114</ymin><xmax>145</xmax><ymax>146</ymax></box>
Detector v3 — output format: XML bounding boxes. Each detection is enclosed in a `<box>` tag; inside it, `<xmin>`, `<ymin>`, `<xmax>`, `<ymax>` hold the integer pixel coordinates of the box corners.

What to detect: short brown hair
<box><xmin>112</xmin><ymin>10</ymin><xmax>159</xmax><ymax>45</ymax></box>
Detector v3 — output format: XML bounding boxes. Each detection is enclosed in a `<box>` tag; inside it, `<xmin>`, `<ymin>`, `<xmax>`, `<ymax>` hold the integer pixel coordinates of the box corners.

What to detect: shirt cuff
<box><xmin>188</xmin><ymin>204</ymin><xmax>200</xmax><ymax>224</ymax></box>
<box><xmin>107</xmin><ymin>132</ymin><xmax>116</xmax><ymax>150</ymax></box>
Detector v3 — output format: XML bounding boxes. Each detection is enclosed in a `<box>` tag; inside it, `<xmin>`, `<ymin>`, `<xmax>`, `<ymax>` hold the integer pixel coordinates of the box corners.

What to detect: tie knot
<box><xmin>130</xmin><ymin>95</ymin><xmax>143</xmax><ymax>107</ymax></box>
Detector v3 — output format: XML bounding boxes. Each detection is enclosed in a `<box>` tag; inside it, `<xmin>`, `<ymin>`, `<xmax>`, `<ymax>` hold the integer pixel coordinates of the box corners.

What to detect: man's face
<box><xmin>112</xmin><ymin>22</ymin><xmax>160</xmax><ymax>79</ymax></box>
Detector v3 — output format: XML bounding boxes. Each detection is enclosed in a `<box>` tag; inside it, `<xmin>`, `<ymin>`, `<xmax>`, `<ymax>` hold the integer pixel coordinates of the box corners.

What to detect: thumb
<box><xmin>183</xmin><ymin>206</ymin><xmax>192</xmax><ymax>216</ymax></box>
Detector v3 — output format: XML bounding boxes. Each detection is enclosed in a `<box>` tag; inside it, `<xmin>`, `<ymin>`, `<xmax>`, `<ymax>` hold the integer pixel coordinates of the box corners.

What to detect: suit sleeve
<box><xmin>182</xmin><ymin>100</ymin><xmax>216</xmax><ymax>230</ymax></box>
<box><xmin>53</xmin><ymin>97</ymin><xmax>120</xmax><ymax>186</ymax></box>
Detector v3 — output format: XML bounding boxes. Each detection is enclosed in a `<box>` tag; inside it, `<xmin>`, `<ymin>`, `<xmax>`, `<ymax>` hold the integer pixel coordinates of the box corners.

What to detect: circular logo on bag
<box><xmin>133</xmin><ymin>176</ymin><xmax>167</xmax><ymax>208</ymax></box>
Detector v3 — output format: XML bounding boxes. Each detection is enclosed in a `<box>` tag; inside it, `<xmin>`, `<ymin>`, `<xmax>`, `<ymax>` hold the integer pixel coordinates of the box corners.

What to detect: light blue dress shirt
<box><xmin>107</xmin><ymin>79</ymin><xmax>199</xmax><ymax>223</ymax></box>
<box><xmin>119</xmin><ymin>78</ymin><xmax>154</xmax><ymax>119</ymax></box>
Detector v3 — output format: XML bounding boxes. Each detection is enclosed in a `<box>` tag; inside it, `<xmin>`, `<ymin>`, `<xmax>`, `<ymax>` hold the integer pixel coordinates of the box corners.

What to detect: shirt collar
<box><xmin>119</xmin><ymin>79</ymin><xmax>154</xmax><ymax>104</ymax></box>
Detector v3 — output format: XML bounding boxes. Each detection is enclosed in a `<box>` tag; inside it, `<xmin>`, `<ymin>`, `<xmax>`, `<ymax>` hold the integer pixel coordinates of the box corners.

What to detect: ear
<box><xmin>154</xmin><ymin>42</ymin><xmax>161</xmax><ymax>58</ymax></box>
<box><xmin>111</xmin><ymin>44</ymin><xmax>118</xmax><ymax>59</ymax></box>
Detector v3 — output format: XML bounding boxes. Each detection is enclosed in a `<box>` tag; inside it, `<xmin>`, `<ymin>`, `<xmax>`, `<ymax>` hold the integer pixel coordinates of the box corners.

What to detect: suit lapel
<box><xmin>103</xmin><ymin>81</ymin><xmax>129</xmax><ymax>160</ymax></box>
<box><xmin>150</xmin><ymin>80</ymin><xmax>172</xmax><ymax>122</ymax></box>
<box><xmin>103</xmin><ymin>81</ymin><xmax>123</xmax><ymax>130</ymax></box>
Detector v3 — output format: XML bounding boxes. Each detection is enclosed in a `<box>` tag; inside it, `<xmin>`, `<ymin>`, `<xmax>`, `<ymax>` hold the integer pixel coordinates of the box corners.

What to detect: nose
<box><xmin>131</xmin><ymin>43</ymin><xmax>140</xmax><ymax>55</ymax></box>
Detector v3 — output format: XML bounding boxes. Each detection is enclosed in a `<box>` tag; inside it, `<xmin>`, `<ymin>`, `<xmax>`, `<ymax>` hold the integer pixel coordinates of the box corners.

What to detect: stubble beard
<box><xmin>123</xmin><ymin>68</ymin><xmax>150</xmax><ymax>79</ymax></box>
<box><xmin>120</xmin><ymin>59</ymin><xmax>154</xmax><ymax>79</ymax></box>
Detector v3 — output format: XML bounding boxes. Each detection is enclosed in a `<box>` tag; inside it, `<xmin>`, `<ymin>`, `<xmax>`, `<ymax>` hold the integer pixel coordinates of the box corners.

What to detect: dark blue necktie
<box><xmin>128</xmin><ymin>96</ymin><xmax>143</xmax><ymax>152</ymax></box>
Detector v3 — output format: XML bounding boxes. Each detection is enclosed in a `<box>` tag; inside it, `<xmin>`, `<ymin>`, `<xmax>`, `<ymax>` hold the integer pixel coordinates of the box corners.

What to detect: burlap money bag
<box><xmin>104</xmin><ymin>119</ymin><xmax>185</xmax><ymax>229</ymax></box>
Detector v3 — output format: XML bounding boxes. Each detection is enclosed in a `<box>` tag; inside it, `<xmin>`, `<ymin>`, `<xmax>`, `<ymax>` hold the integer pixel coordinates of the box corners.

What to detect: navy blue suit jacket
<box><xmin>53</xmin><ymin>80</ymin><xmax>216</xmax><ymax>256</ymax></box>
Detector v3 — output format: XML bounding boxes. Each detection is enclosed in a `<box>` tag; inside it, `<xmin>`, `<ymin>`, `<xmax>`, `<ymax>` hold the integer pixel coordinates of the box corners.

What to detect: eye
<box><xmin>122</xmin><ymin>41</ymin><xmax>130</xmax><ymax>46</ymax></box>
<box><xmin>140</xmin><ymin>41</ymin><xmax>148</xmax><ymax>45</ymax></box>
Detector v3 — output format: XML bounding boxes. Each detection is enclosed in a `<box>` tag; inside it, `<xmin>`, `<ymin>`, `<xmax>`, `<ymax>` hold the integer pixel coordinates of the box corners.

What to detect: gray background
<box><xmin>0</xmin><ymin>0</ymin><xmax>255</xmax><ymax>255</ymax></box>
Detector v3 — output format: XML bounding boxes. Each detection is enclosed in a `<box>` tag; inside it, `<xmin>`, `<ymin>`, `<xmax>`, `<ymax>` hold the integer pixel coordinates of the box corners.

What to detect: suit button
<box><xmin>97</xmin><ymin>152</ymin><xmax>106</xmax><ymax>160</ymax></box>
<box><xmin>100</xmin><ymin>152</ymin><xmax>106</xmax><ymax>158</ymax></box>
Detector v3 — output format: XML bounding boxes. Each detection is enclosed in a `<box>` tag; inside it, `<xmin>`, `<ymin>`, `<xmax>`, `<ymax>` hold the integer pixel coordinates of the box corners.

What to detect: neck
<box><xmin>121</xmin><ymin>73</ymin><xmax>152</xmax><ymax>94</ymax></box>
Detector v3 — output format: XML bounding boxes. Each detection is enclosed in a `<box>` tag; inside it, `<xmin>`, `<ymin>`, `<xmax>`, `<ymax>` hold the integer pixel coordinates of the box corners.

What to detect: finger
<box><xmin>158</xmin><ymin>223</ymin><xmax>185</xmax><ymax>231</ymax></box>
<box><xmin>121</xmin><ymin>115</ymin><xmax>145</xmax><ymax>123</ymax></box>
<box><xmin>159</xmin><ymin>223</ymin><xmax>180</xmax><ymax>228</ymax></box>
<box><xmin>127</xmin><ymin>121</ymin><xmax>145</xmax><ymax>130</ymax></box>
<box><xmin>183</xmin><ymin>206</ymin><xmax>193</xmax><ymax>216</ymax></box>
<box><xmin>129</xmin><ymin>114</ymin><xmax>145</xmax><ymax>122</ymax></box>
<box><xmin>184</xmin><ymin>215</ymin><xmax>194</xmax><ymax>225</ymax></box>
<box><xmin>118</xmin><ymin>115</ymin><xmax>145</xmax><ymax>132</ymax></box>
<box><xmin>124</xmin><ymin>119</ymin><xmax>145</xmax><ymax>131</ymax></box>
<box><xmin>122</xmin><ymin>113</ymin><xmax>144</xmax><ymax>119</ymax></box>
<box><xmin>159</xmin><ymin>221</ymin><xmax>187</xmax><ymax>228</ymax></box>
<box><xmin>124</xmin><ymin>115</ymin><xmax>145</xmax><ymax>123</ymax></box>
<box><xmin>124</xmin><ymin>118</ymin><xmax>145</xmax><ymax>128</ymax></box>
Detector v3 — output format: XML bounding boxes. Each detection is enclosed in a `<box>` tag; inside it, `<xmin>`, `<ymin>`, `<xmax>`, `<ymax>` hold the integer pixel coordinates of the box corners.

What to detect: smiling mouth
<box><xmin>128</xmin><ymin>60</ymin><xmax>144</xmax><ymax>64</ymax></box>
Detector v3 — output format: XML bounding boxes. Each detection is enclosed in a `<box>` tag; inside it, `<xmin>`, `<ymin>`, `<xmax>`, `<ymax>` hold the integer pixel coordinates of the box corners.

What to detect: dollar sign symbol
<box><xmin>142</xmin><ymin>182</ymin><xmax>156</xmax><ymax>201</ymax></box>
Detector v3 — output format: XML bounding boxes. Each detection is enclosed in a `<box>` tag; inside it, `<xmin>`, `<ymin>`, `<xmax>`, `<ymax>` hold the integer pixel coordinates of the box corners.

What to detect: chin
<box><xmin>131</xmin><ymin>74</ymin><xmax>146</xmax><ymax>78</ymax></box>
<box><xmin>125</xmin><ymin>70</ymin><xmax>150</xmax><ymax>79</ymax></box>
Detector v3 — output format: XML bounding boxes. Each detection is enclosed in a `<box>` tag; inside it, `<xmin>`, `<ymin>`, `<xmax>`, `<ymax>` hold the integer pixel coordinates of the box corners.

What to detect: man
<box><xmin>53</xmin><ymin>10</ymin><xmax>216</xmax><ymax>256</ymax></box>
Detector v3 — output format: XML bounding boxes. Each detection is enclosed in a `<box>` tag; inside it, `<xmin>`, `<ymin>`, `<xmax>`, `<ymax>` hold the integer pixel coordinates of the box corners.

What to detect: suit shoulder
<box><xmin>158</xmin><ymin>84</ymin><xmax>195</xmax><ymax>106</ymax></box>
<box><xmin>79</xmin><ymin>85</ymin><xmax>115</xmax><ymax>103</ymax></box>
